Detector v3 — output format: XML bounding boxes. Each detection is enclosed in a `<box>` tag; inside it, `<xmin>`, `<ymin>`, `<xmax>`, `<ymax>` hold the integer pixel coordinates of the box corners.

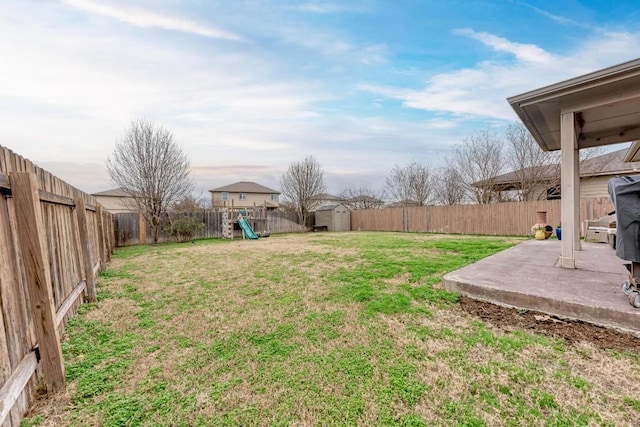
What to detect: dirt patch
<box><xmin>459</xmin><ymin>297</ymin><xmax>640</xmax><ymax>354</ymax></box>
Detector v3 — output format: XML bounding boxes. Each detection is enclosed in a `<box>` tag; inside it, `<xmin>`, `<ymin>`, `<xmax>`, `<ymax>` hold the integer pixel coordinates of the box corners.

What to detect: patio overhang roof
<box><xmin>624</xmin><ymin>140</ymin><xmax>640</xmax><ymax>162</ymax></box>
<box><xmin>508</xmin><ymin>58</ymin><xmax>640</xmax><ymax>152</ymax></box>
<box><xmin>508</xmin><ymin>58</ymin><xmax>640</xmax><ymax>269</ymax></box>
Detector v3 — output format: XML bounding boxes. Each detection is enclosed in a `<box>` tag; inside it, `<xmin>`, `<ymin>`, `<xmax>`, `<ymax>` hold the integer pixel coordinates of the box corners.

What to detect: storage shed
<box><xmin>314</xmin><ymin>204</ymin><xmax>350</xmax><ymax>232</ymax></box>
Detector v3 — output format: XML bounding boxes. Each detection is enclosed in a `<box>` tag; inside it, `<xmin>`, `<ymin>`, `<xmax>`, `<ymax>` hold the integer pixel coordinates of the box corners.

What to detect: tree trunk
<box><xmin>151</xmin><ymin>216</ymin><xmax>160</xmax><ymax>244</ymax></box>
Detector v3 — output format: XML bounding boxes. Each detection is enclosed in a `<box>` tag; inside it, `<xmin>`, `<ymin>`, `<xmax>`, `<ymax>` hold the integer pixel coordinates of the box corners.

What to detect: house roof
<box><xmin>508</xmin><ymin>58</ymin><xmax>640</xmax><ymax>152</ymax></box>
<box><xmin>349</xmin><ymin>195</ymin><xmax>384</xmax><ymax>203</ymax></box>
<box><xmin>476</xmin><ymin>148</ymin><xmax>640</xmax><ymax>189</ymax></box>
<box><xmin>314</xmin><ymin>193</ymin><xmax>341</xmax><ymax>200</ymax></box>
<box><xmin>209</xmin><ymin>181</ymin><xmax>280</xmax><ymax>194</ymax></box>
<box><xmin>581</xmin><ymin>147</ymin><xmax>640</xmax><ymax>177</ymax></box>
<box><xmin>385</xmin><ymin>199</ymin><xmax>421</xmax><ymax>208</ymax></box>
<box><xmin>92</xmin><ymin>187</ymin><xmax>134</xmax><ymax>197</ymax></box>
<box><xmin>479</xmin><ymin>165</ymin><xmax>557</xmax><ymax>189</ymax></box>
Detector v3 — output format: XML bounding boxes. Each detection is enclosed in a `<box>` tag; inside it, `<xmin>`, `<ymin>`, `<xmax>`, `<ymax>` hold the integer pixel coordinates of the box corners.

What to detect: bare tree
<box><xmin>386</xmin><ymin>161</ymin><xmax>436</xmax><ymax>206</ymax></box>
<box><xmin>386</xmin><ymin>164</ymin><xmax>411</xmax><ymax>205</ymax></box>
<box><xmin>434</xmin><ymin>165</ymin><xmax>466</xmax><ymax>205</ymax></box>
<box><xmin>107</xmin><ymin>119</ymin><xmax>194</xmax><ymax>243</ymax></box>
<box><xmin>280</xmin><ymin>155</ymin><xmax>326</xmax><ymax>227</ymax></box>
<box><xmin>339</xmin><ymin>185</ymin><xmax>387</xmax><ymax>210</ymax></box>
<box><xmin>505</xmin><ymin>122</ymin><xmax>606</xmax><ymax>200</ymax></box>
<box><xmin>170</xmin><ymin>195</ymin><xmax>205</xmax><ymax>212</ymax></box>
<box><xmin>170</xmin><ymin>189</ymin><xmax>211</xmax><ymax>212</ymax></box>
<box><xmin>505</xmin><ymin>122</ymin><xmax>560</xmax><ymax>201</ymax></box>
<box><xmin>577</xmin><ymin>146</ymin><xmax>607</xmax><ymax>171</ymax></box>
<box><xmin>447</xmin><ymin>129</ymin><xmax>505</xmax><ymax>204</ymax></box>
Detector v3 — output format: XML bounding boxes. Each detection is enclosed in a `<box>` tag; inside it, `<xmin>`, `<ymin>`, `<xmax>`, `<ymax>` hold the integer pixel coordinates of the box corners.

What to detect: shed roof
<box><xmin>209</xmin><ymin>181</ymin><xmax>280</xmax><ymax>194</ymax></box>
<box><xmin>508</xmin><ymin>58</ymin><xmax>640</xmax><ymax>152</ymax></box>
<box><xmin>316</xmin><ymin>204</ymin><xmax>348</xmax><ymax>211</ymax></box>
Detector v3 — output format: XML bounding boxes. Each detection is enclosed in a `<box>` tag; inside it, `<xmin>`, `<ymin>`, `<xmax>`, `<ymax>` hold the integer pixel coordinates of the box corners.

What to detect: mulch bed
<box><xmin>459</xmin><ymin>297</ymin><xmax>640</xmax><ymax>354</ymax></box>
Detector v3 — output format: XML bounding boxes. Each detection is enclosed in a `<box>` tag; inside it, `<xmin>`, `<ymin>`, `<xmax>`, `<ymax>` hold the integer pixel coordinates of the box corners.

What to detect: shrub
<box><xmin>163</xmin><ymin>216</ymin><xmax>205</xmax><ymax>242</ymax></box>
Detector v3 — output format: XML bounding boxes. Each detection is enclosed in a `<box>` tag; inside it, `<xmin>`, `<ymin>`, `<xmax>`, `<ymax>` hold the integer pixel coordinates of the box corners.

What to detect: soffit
<box><xmin>508</xmin><ymin>58</ymin><xmax>640</xmax><ymax>151</ymax></box>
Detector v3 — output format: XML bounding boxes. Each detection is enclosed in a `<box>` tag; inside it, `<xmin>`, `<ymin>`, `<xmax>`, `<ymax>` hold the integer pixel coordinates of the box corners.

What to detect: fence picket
<box><xmin>114</xmin><ymin>210</ymin><xmax>306</xmax><ymax>246</ymax></box>
<box><xmin>0</xmin><ymin>146</ymin><xmax>113</xmax><ymax>426</ymax></box>
<box><xmin>351</xmin><ymin>198</ymin><xmax>614</xmax><ymax>235</ymax></box>
<box><xmin>10</xmin><ymin>172</ymin><xmax>65</xmax><ymax>393</ymax></box>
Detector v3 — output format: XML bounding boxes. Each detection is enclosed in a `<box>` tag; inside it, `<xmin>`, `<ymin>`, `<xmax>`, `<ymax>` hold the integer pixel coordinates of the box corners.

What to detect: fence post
<box><xmin>9</xmin><ymin>171</ymin><xmax>65</xmax><ymax>392</ymax></box>
<box><xmin>403</xmin><ymin>206</ymin><xmax>408</xmax><ymax>232</ymax></box>
<box><xmin>139</xmin><ymin>212</ymin><xmax>146</xmax><ymax>244</ymax></box>
<box><xmin>75</xmin><ymin>197</ymin><xmax>97</xmax><ymax>302</ymax></box>
<box><xmin>426</xmin><ymin>206</ymin><xmax>431</xmax><ymax>233</ymax></box>
<box><xmin>107</xmin><ymin>212</ymin><xmax>115</xmax><ymax>255</ymax></box>
<box><xmin>96</xmin><ymin>204</ymin><xmax>106</xmax><ymax>271</ymax></box>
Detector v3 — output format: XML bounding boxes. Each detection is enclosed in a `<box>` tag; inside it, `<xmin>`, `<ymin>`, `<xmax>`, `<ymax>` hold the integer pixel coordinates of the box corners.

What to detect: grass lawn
<box><xmin>23</xmin><ymin>232</ymin><xmax>640</xmax><ymax>426</ymax></box>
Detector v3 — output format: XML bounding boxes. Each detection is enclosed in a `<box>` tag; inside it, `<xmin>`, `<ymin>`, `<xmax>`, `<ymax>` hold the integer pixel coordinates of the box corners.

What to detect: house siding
<box><xmin>525</xmin><ymin>175</ymin><xmax>640</xmax><ymax>200</ymax></box>
<box><xmin>579</xmin><ymin>176</ymin><xmax>611</xmax><ymax>199</ymax></box>
<box><xmin>211</xmin><ymin>191</ymin><xmax>279</xmax><ymax>209</ymax></box>
<box><xmin>579</xmin><ymin>174</ymin><xmax>640</xmax><ymax>199</ymax></box>
<box><xmin>94</xmin><ymin>195</ymin><xmax>138</xmax><ymax>213</ymax></box>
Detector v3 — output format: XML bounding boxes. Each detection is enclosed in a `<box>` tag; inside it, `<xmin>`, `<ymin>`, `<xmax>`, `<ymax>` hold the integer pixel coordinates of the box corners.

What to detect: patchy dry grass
<box><xmin>22</xmin><ymin>232</ymin><xmax>640</xmax><ymax>426</ymax></box>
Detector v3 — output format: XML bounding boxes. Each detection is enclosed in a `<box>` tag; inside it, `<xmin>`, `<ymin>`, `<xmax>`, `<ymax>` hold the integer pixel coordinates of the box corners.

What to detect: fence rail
<box><xmin>117</xmin><ymin>198</ymin><xmax>616</xmax><ymax>246</ymax></box>
<box><xmin>0</xmin><ymin>146</ymin><xmax>114</xmax><ymax>426</ymax></box>
<box><xmin>114</xmin><ymin>210</ymin><xmax>308</xmax><ymax>246</ymax></box>
<box><xmin>351</xmin><ymin>198</ymin><xmax>615</xmax><ymax>236</ymax></box>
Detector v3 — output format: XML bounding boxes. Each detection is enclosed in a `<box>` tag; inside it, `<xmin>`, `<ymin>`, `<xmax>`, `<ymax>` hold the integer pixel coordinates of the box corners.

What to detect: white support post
<box><xmin>559</xmin><ymin>111</ymin><xmax>579</xmax><ymax>268</ymax></box>
<box><xmin>573</xmin><ymin>147</ymin><xmax>581</xmax><ymax>252</ymax></box>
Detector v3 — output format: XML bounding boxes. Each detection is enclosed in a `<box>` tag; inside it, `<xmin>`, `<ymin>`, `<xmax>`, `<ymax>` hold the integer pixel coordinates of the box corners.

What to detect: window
<box><xmin>546</xmin><ymin>186</ymin><xmax>561</xmax><ymax>200</ymax></box>
<box><xmin>221</xmin><ymin>192</ymin><xmax>229</xmax><ymax>201</ymax></box>
<box><xmin>239</xmin><ymin>193</ymin><xmax>246</xmax><ymax>200</ymax></box>
<box><xmin>271</xmin><ymin>194</ymin><xmax>279</xmax><ymax>201</ymax></box>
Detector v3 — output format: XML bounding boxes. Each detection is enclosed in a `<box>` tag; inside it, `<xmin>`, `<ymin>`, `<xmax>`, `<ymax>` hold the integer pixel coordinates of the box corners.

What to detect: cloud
<box><xmin>361</xmin><ymin>30</ymin><xmax>640</xmax><ymax>120</ymax></box>
<box><xmin>0</xmin><ymin>4</ymin><xmax>334</xmax><ymax>166</ymax></box>
<box><xmin>357</xmin><ymin>44</ymin><xmax>388</xmax><ymax>65</ymax></box>
<box><xmin>295</xmin><ymin>2</ymin><xmax>366</xmax><ymax>14</ymax></box>
<box><xmin>296</xmin><ymin>2</ymin><xmax>345</xmax><ymax>14</ymax></box>
<box><xmin>36</xmin><ymin>161</ymin><xmax>111</xmax><ymax>194</ymax></box>
<box><xmin>5</xmin><ymin>1</ymin><xmax>637</xmax><ymax>197</ymax></box>
<box><xmin>512</xmin><ymin>1</ymin><xmax>590</xmax><ymax>29</ymax></box>
<box><xmin>62</xmin><ymin>0</ymin><xmax>244</xmax><ymax>41</ymax></box>
<box><xmin>453</xmin><ymin>28</ymin><xmax>553</xmax><ymax>63</ymax></box>
<box><xmin>277</xmin><ymin>25</ymin><xmax>388</xmax><ymax>65</ymax></box>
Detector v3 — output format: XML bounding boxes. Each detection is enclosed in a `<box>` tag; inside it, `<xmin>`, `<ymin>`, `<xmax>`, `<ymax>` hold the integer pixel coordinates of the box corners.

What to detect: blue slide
<box><xmin>238</xmin><ymin>217</ymin><xmax>259</xmax><ymax>240</ymax></box>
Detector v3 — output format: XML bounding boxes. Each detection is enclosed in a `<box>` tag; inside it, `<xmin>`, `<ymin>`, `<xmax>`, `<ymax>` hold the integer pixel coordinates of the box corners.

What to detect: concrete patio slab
<box><xmin>443</xmin><ymin>239</ymin><xmax>640</xmax><ymax>334</ymax></box>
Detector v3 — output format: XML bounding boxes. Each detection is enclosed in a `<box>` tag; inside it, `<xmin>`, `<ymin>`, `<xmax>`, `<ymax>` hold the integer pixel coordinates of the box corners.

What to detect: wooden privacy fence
<box><xmin>351</xmin><ymin>197</ymin><xmax>615</xmax><ymax>236</ymax></box>
<box><xmin>0</xmin><ymin>146</ymin><xmax>114</xmax><ymax>426</ymax></box>
<box><xmin>114</xmin><ymin>210</ymin><xmax>308</xmax><ymax>246</ymax></box>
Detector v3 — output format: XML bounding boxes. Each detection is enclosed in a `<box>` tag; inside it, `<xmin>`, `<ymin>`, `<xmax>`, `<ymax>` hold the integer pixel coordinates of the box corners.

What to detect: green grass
<box><xmin>22</xmin><ymin>232</ymin><xmax>640</xmax><ymax>426</ymax></box>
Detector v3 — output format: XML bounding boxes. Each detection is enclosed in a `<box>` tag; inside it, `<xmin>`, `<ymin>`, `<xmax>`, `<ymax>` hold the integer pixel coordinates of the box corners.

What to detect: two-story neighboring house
<box><xmin>209</xmin><ymin>181</ymin><xmax>280</xmax><ymax>210</ymax></box>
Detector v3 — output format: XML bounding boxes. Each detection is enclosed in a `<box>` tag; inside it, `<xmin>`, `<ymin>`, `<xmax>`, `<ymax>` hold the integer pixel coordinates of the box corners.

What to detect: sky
<box><xmin>1</xmin><ymin>1</ymin><xmax>639</xmax><ymax>197</ymax></box>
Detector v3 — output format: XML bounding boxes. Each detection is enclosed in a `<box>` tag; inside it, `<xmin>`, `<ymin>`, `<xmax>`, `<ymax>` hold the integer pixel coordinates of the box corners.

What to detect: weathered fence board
<box><xmin>0</xmin><ymin>352</ymin><xmax>37</xmax><ymax>427</ymax></box>
<box><xmin>11</xmin><ymin>172</ymin><xmax>65</xmax><ymax>393</ymax></box>
<box><xmin>115</xmin><ymin>210</ymin><xmax>307</xmax><ymax>246</ymax></box>
<box><xmin>351</xmin><ymin>198</ymin><xmax>614</xmax><ymax>236</ymax></box>
<box><xmin>117</xmin><ymin>199</ymin><xmax>615</xmax><ymax>245</ymax></box>
<box><xmin>0</xmin><ymin>145</ymin><xmax>113</xmax><ymax>426</ymax></box>
<box><xmin>75</xmin><ymin>197</ymin><xmax>97</xmax><ymax>303</ymax></box>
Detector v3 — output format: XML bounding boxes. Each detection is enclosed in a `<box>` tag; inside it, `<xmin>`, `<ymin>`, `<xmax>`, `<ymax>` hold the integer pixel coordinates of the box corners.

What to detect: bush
<box><xmin>163</xmin><ymin>216</ymin><xmax>205</xmax><ymax>242</ymax></box>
